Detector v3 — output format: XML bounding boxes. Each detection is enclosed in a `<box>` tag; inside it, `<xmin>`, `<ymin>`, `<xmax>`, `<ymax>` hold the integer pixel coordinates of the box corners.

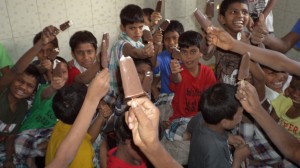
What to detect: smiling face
<box><xmin>262</xmin><ymin>67</ymin><xmax>288</xmax><ymax>93</ymax></box>
<box><xmin>180</xmin><ymin>45</ymin><xmax>202</xmax><ymax>70</ymax></box>
<box><xmin>219</xmin><ymin>2</ymin><xmax>249</xmax><ymax>36</ymax></box>
<box><xmin>286</xmin><ymin>77</ymin><xmax>300</xmax><ymax>105</ymax></box>
<box><xmin>72</xmin><ymin>43</ymin><xmax>96</xmax><ymax>69</ymax></box>
<box><xmin>9</xmin><ymin>73</ymin><xmax>38</xmax><ymax>100</ymax></box>
<box><xmin>121</xmin><ymin>22</ymin><xmax>144</xmax><ymax>42</ymax></box>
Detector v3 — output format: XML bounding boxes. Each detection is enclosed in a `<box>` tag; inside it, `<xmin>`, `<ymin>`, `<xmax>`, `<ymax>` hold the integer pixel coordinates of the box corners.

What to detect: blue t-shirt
<box><xmin>292</xmin><ymin>19</ymin><xmax>300</xmax><ymax>48</ymax></box>
<box><xmin>153</xmin><ymin>50</ymin><xmax>172</xmax><ymax>94</ymax></box>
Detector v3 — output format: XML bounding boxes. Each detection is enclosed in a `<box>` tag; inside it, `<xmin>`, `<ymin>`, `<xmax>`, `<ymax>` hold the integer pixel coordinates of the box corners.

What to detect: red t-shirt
<box><xmin>170</xmin><ymin>64</ymin><xmax>217</xmax><ymax>121</ymax></box>
<box><xmin>66</xmin><ymin>66</ymin><xmax>80</xmax><ymax>85</ymax></box>
<box><xmin>107</xmin><ymin>147</ymin><xmax>147</xmax><ymax>168</ymax></box>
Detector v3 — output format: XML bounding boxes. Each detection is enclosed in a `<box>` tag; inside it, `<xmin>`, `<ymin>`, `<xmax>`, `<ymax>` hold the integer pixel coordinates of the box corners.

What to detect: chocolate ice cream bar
<box><xmin>52</xmin><ymin>59</ymin><xmax>63</xmax><ymax>77</ymax></box>
<box><xmin>194</xmin><ymin>8</ymin><xmax>212</xmax><ymax>31</ymax></box>
<box><xmin>100</xmin><ymin>33</ymin><xmax>109</xmax><ymax>69</ymax></box>
<box><xmin>159</xmin><ymin>19</ymin><xmax>170</xmax><ymax>31</ymax></box>
<box><xmin>59</xmin><ymin>20</ymin><xmax>73</xmax><ymax>31</ymax></box>
<box><xmin>238</xmin><ymin>52</ymin><xmax>251</xmax><ymax>80</ymax></box>
<box><xmin>171</xmin><ymin>47</ymin><xmax>181</xmax><ymax>60</ymax></box>
<box><xmin>119</xmin><ymin>55</ymin><xmax>145</xmax><ymax>99</ymax></box>
<box><xmin>142</xmin><ymin>26</ymin><xmax>153</xmax><ymax>43</ymax></box>
<box><xmin>205</xmin><ymin>0</ymin><xmax>214</xmax><ymax>18</ymax></box>
<box><xmin>142</xmin><ymin>71</ymin><xmax>153</xmax><ymax>93</ymax></box>
<box><xmin>155</xmin><ymin>0</ymin><xmax>162</xmax><ymax>13</ymax></box>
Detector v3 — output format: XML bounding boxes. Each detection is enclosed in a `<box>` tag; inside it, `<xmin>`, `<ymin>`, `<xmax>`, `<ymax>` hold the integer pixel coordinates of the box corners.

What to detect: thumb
<box><xmin>258</xmin><ymin>13</ymin><xmax>265</xmax><ymax>24</ymax></box>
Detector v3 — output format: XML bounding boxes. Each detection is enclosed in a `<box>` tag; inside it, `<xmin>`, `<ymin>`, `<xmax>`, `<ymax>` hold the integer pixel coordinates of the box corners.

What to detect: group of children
<box><xmin>1</xmin><ymin>0</ymin><xmax>300</xmax><ymax>167</ymax></box>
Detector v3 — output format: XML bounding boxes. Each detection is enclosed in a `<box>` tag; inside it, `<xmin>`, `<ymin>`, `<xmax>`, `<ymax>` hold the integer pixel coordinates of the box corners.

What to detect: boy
<box><xmin>188</xmin><ymin>83</ymin><xmax>250</xmax><ymax>168</ymax></box>
<box><xmin>67</xmin><ymin>30</ymin><xmax>101</xmax><ymax>85</ymax></box>
<box><xmin>45</xmin><ymin>83</ymin><xmax>93</xmax><ymax>167</ymax></box>
<box><xmin>14</xmin><ymin>57</ymin><xmax>68</xmax><ymax>167</ymax></box>
<box><xmin>107</xmin><ymin>113</ymin><xmax>147</xmax><ymax>168</ymax></box>
<box><xmin>204</xmin><ymin>0</ymin><xmax>252</xmax><ymax>84</ymax></box>
<box><xmin>105</xmin><ymin>4</ymin><xmax>156</xmax><ymax>103</ymax></box>
<box><xmin>151</xmin><ymin>20</ymin><xmax>184</xmax><ymax>125</ymax></box>
<box><xmin>0</xmin><ymin>25</ymin><xmax>58</xmax><ymax>167</ymax></box>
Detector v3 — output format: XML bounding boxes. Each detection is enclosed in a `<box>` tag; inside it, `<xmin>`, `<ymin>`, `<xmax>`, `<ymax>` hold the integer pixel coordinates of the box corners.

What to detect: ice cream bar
<box><xmin>205</xmin><ymin>0</ymin><xmax>214</xmax><ymax>18</ymax></box>
<box><xmin>142</xmin><ymin>71</ymin><xmax>153</xmax><ymax>93</ymax></box>
<box><xmin>155</xmin><ymin>0</ymin><xmax>162</xmax><ymax>13</ymax></box>
<box><xmin>47</xmin><ymin>48</ymin><xmax>59</xmax><ymax>61</ymax></box>
<box><xmin>52</xmin><ymin>59</ymin><xmax>63</xmax><ymax>77</ymax></box>
<box><xmin>119</xmin><ymin>55</ymin><xmax>145</xmax><ymax>99</ymax></box>
<box><xmin>59</xmin><ymin>20</ymin><xmax>73</xmax><ymax>31</ymax></box>
<box><xmin>142</xmin><ymin>25</ymin><xmax>153</xmax><ymax>43</ymax></box>
<box><xmin>171</xmin><ymin>47</ymin><xmax>181</xmax><ymax>60</ymax></box>
<box><xmin>194</xmin><ymin>8</ymin><xmax>212</xmax><ymax>31</ymax></box>
<box><xmin>159</xmin><ymin>19</ymin><xmax>170</xmax><ymax>31</ymax></box>
<box><xmin>238</xmin><ymin>52</ymin><xmax>251</xmax><ymax>80</ymax></box>
<box><xmin>100</xmin><ymin>33</ymin><xmax>109</xmax><ymax>69</ymax></box>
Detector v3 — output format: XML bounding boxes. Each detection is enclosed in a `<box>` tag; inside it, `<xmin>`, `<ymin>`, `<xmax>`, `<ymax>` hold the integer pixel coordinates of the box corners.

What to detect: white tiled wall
<box><xmin>2</xmin><ymin>0</ymin><xmax>298</xmax><ymax>64</ymax></box>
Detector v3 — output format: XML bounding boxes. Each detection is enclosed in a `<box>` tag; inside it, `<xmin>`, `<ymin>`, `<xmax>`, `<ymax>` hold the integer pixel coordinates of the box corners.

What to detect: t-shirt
<box><xmin>19</xmin><ymin>84</ymin><xmax>57</xmax><ymax>132</ymax></box>
<box><xmin>153</xmin><ymin>50</ymin><xmax>172</xmax><ymax>94</ymax></box>
<box><xmin>170</xmin><ymin>64</ymin><xmax>216</xmax><ymax>121</ymax></box>
<box><xmin>0</xmin><ymin>43</ymin><xmax>13</xmax><ymax>77</ymax></box>
<box><xmin>67</xmin><ymin>66</ymin><xmax>80</xmax><ymax>85</ymax></box>
<box><xmin>272</xmin><ymin>94</ymin><xmax>300</xmax><ymax>140</ymax></box>
<box><xmin>45</xmin><ymin>120</ymin><xmax>94</xmax><ymax>167</ymax></box>
<box><xmin>0</xmin><ymin>88</ymin><xmax>27</xmax><ymax>137</ymax></box>
<box><xmin>107</xmin><ymin>147</ymin><xmax>147</xmax><ymax>168</ymax></box>
<box><xmin>188</xmin><ymin>113</ymin><xmax>232</xmax><ymax>168</ymax></box>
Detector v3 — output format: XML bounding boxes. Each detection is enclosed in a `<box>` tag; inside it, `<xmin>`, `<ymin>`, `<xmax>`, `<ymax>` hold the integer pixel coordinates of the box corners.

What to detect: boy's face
<box><xmin>223</xmin><ymin>107</ymin><xmax>243</xmax><ymax>130</ymax></box>
<box><xmin>10</xmin><ymin>73</ymin><xmax>38</xmax><ymax>100</ymax></box>
<box><xmin>121</xmin><ymin>23</ymin><xmax>144</xmax><ymax>42</ymax></box>
<box><xmin>72</xmin><ymin>43</ymin><xmax>96</xmax><ymax>69</ymax></box>
<box><xmin>163</xmin><ymin>31</ymin><xmax>180</xmax><ymax>53</ymax></box>
<box><xmin>37</xmin><ymin>43</ymin><xmax>56</xmax><ymax>61</ymax></box>
<box><xmin>286</xmin><ymin>78</ymin><xmax>300</xmax><ymax>105</ymax></box>
<box><xmin>219</xmin><ymin>2</ymin><xmax>249</xmax><ymax>35</ymax></box>
<box><xmin>143</xmin><ymin>15</ymin><xmax>151</xmax><ymax>27</ymax></box>
<box><xmin>262</xmin><ymin>67</ymin><xmax>288</xmax><ymax>93</ymax></box>
<box><xmin>180</xmin><ymin>46</ymin><xmax>202</xmax><ymax>70</ymax></box>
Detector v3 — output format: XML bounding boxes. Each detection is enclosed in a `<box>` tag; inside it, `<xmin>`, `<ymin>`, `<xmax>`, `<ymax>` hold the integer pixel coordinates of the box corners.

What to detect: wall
<box><xmin>1</xmin><ymin>0</ymin><xmax>299</xmax><ymax>63</ymax></box>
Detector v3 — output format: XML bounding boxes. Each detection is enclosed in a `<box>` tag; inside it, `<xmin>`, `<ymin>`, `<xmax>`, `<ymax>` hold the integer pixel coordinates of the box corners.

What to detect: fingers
<box><xmin>170</xmin><ymin>59</ymin><xmax>182</xmax><ymax>74</ymax></box>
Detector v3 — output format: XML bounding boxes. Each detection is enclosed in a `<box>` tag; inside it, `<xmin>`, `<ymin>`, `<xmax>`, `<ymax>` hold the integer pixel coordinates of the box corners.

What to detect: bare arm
<box><xmin>151</xmin><ymin>76</ymin><xmax>161</xmax><ymax>101</ymax></box>
<box><xmin>123</xmin><ymin>43</ymin><xmax>154</xmax><ymax>59</ymax></box>
<box><xmin>261</xmin><ymin>0</ymin><xmax>276</xmax><ymax>18</ymax></box>
<box><xmin>249</xmin><ymin>61</ymin><xmax>266</xmax><ymax>101</ymax></box>
<box><xmin>74</xmin><ymin>63</ymin><xmax>100</xmax><ymax>84</ymax></box>
<box><xmin>236</xmin><ymin>81</ymin><xmax>300</xmax><ymax>165</ymax></box>
<box><xmin>264</xmin><ymin>32</ymin><xmax>300</xmax><ymax>53</ymax></box>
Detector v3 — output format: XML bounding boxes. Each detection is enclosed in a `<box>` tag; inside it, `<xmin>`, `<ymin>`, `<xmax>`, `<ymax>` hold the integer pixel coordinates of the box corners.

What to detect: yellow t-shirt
<box><xmin>45</xmin><ymin>120</ymin><xmax>94</xmax><ymax>167</ymax></box>
<box><xmin>272</xmin><ymin>94</ymin><xmax>300</xmax><ymax>141</ymax></box>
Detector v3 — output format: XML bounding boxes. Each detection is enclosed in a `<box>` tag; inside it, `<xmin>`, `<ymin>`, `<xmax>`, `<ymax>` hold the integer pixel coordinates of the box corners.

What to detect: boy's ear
<box><xmin>120</xmin><ymin>24</ymin><xmax>125</xmax><ymax>32</ymax></box>
<box><xmin>220</xmin><ymin>118</ymin><xmax>231</xmax><ymax>129</ymax></box>
<box><xmin>218</xmin><ymin>15</ymin><xmax>226</xmax><ymax>25</ymax></box>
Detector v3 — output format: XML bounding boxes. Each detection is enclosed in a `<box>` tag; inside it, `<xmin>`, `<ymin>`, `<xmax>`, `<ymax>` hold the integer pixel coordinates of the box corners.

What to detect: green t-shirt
<box><xmin>0</xmin><ymin>43</ymin><xmax>13</xmax><ymax>76</ymax></box>
<box><xmin>19</xmin><ymin>84</ymin><xmax>57</xmax><ymax>132</ymax></box>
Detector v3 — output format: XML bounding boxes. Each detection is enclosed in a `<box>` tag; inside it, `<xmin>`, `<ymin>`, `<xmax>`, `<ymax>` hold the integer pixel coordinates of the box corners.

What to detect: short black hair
<box><xmin>23</xmin><ymin>64</ymin><xmax>41</xmax><ymax>91</ymax></box>
<box><xmin>178</xmin><ymin>30</ymin><xmax>202</xmax><ymax>50</ymax></box>
<box><xmin>163</xmin><ymin>20</ymin><xmax>184</xmax><ymax>37</ymax></box>
<box><xmin>120</xmin><ymin>4</ymin><xmax>144</xmax><ymax>26</ymax></box>
<box><xmin>52</xmin><ymin>83</ymin><xmax>87</xmax><ymax>125</ymax></box>
<box><xmin>133</xmin><ymin>58</ymin><xmax>153</xmax><ymax>69</ymax></box>
<box><xmin>142</xmin><ymin>8</ymin><xmax>154</xmax><ymax>21</ymax></box>
<box><xmin>33</xmin><ymin>32</ymin><xmax>59</xmax><ymax>48</ymax></box>
<box><xmin>200</xmin><ymin>83</ymin><xmax>240</xmax><ymax>125</ymax></box>
<box><xmin>69</xmin><ymin>31</ymin><xmax>97</xmax><ymax>52</ymax></box>
<box><xmin>219</xmin><ymin>0</ymin><xmax>248</xmax><ymax>16</ymax></box>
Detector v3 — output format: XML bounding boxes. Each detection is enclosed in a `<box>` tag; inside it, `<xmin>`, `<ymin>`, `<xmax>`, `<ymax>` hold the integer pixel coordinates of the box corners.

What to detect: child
<box><xmin>152</xmin><ymin>20</ymin><xmax>184</xmax><ymax>124</ymax></box>
<box><xmin>45</xmin><ymin>83</ymin><xmax>93</xmax><ymax>167</ymax></box>
<box><xmin>31</xmin><ymin>31</ymin><xmax>59</xmax><ymax>84</ymax></box>
<box><xmin>107</xmin><ymin>113</ymin><xmax>147</xmax><ymax>168</ymax></box>
<box><xmin>204</xmin><ymin>0</ymin><xmax>253</xmax><ymax>84</ymax></box>
<box><xmin>0</xmin><ymin>25</ymin><xmax>57</xmax><ymax>167</ymax></box>
<box><xmin>161</xmin><ymin>31</ymin><xmax>216</xmax><ymax>165</ymax></box>
<box><xmin>272</xmin><ymin>75</ymin><xmax>300</xmax><ymax>141</ymax></box>
<box><xmin>67</xmin><ymin>30</ymin><xmax>100</xmax><ymax>85</ymax></box>
<box><xmin>105</xmin><ymin>4</ymin><xmax>155</xmax><ymax>103</ymax></box>
<box><xmin>142</xmin><ymin>8</ymin><xmax>154</xmax><ymax>27</ymax></box>
<box><xmin>188</xmin><ymin>83</ymin><xmax>250</xmax><ymax>168</ymax></box>
<box><xmin>0</xmin><ymin>43</ymin><xmax>13</xmax><ymax>77</ymax></box>
<box><xmin>14</xmin><ymin>57</ymin><xmax>68</xmax><ymax>167</ymax></box>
